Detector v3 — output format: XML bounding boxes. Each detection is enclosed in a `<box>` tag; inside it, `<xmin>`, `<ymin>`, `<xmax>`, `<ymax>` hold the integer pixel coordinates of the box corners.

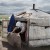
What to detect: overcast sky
<box><xmin>0</xmin><ymin>0</ymin><xmax>50</xmax><ymax>14</ymax></box>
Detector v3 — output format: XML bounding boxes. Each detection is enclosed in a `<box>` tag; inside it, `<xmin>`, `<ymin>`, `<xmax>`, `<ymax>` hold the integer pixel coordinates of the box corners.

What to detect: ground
<box><xmin>1</xmin><ymin>39</ymin><xmax>50</xmax><ymax>50</ymax></box>
<box><xmin>0</xmin><ymin>36</ymin><xmax>50</xmax><ymax>50</ymax></box>
<box><xmin>2</xmin><ymin>41</ymin><xmax>16</xmax><ymax>50</ymax></box>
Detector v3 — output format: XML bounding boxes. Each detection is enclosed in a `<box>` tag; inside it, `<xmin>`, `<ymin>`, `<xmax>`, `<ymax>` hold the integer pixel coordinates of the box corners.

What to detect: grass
<box><xmin>0</xmin><ymin>15</ymin><xmax>10</xmax><ymax>20</ymax></box>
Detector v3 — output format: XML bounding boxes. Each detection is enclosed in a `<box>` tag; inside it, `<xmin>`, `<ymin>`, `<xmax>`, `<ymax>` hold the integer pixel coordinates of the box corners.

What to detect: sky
<box><xmin>0</xmin><ymin>0</ymin><xmax>50</xmax><ymax>14</ymax></box>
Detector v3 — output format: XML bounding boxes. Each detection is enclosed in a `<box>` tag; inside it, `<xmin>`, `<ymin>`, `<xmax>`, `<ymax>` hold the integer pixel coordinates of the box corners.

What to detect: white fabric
<box><xmin>29</xmin><ymin>26</ymin><xmax>46</xmax><ymax>40</ymax></box>
<box><xmin>45</xmin><ymin>27</ymin><xmax>50</xmax><ymax>38</ymax></box>
<box><xmin>29</xmin><ymin>26</ymin><xmax>50</xmax><ymax>40</ymax></box>
<box><xmin>16</xmin><ymin>21</ymin><xmax>21</xmax><ymax>27</ymax></box>
<box><xmin>29</xmin><ymin>39</ymin><xmax>50</xmax><ymax>47</ymax></box>
<box><xmin>29</xmin><ymin>26</ymin><xmax>50</xmax><ymax>47</ymax></box>
<box><xmin>20</xmin><ymin>23</ymin><xmax>26</xmax><ymax>33</ymax></box>
<box><xmin>30</xmin><ymin>18</ymin><xmax>50</xmax><ymax>26</ymax></box>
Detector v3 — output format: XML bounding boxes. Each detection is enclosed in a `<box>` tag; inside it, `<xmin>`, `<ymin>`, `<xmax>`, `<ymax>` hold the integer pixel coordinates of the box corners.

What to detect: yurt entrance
<box><xmin>15</xmin><ymin>18</ymin><xmax>29</xmax><ymax>46</ymax></box>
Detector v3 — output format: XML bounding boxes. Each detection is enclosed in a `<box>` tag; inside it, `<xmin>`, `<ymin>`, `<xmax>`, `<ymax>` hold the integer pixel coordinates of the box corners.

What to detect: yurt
<box><xmin>8</xmin><ymin>4</ymin><xmax>50</xmax><ymax>47</ymax></box>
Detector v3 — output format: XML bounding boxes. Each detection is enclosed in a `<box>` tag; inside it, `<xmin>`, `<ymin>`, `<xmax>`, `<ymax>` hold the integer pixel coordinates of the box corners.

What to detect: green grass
<box><xmin>0</xmin><ymin>15</ymin><xmax>10</xmax><ymax>20</ymax></box>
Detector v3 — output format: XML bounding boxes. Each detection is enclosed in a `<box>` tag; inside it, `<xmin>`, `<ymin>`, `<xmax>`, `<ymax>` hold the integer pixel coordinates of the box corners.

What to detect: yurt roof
<box><xmin>15</xmin><ymin>9</ymin><xmax>50</xmax><ymax>19</ymax></box>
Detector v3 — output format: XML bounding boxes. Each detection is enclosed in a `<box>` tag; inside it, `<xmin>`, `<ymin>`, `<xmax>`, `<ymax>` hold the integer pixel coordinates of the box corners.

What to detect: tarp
<box><xmin>7</xmin><ymin>14</ymin><xmax>16</xmax><ymax>32</ymax></box>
